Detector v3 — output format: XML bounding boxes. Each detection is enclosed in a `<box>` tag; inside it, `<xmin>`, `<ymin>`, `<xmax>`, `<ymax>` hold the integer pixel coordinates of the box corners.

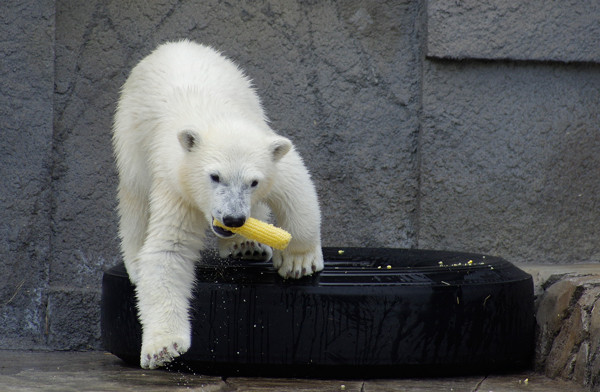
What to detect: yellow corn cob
<box><xmin>213</xmin><ymin>217</ymin><xmax>292</xmax><ymax>250</ymax></box>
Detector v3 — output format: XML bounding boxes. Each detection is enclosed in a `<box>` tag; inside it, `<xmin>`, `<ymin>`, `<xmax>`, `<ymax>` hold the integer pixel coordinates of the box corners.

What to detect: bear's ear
<box><xmin>269</xmin><ymin>137</ymin><xmax>292</xmax><ymax>162</ymax></box>
<box><xmin>178</xmin><ymin>130</ymin><xmax>200</xmax><ymax>152</ymax></box>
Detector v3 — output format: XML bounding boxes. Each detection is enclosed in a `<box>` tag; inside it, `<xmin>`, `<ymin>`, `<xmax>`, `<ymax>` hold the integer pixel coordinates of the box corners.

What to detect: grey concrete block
<box><xmin>0</xmin><ymin>0</ymin><xmax>55</xmax><ymax>349</ymax></box>
<box><xmin>0</xmin><ymin>281</ymin><xmax>48</xmax><ymax>350</ymax></box>
<box><xmin>45</xmin><ymin>287</ymin><xmax>101</xmax><ymax>350</ymax></box>
<box><xmin>52</xmin><ymin>0</ymin><xmax>124</xmax><ymax>288</ymax></box>
<box><xmin>419</xmin><ymin>60</ymin><xmax>600</xmax><ymax>264</ymax></box>
<box><xmin>427</xmin><ymin>0</ymin><xmax>600</xmax><ymax>63</ymax></box>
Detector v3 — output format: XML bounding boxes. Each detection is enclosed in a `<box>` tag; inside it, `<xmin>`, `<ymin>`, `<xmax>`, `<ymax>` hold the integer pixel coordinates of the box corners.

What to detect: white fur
<box><xmin>112</xmin><ymin>40</ymin><xmax>323</xmax><ymax>369</ymax></box>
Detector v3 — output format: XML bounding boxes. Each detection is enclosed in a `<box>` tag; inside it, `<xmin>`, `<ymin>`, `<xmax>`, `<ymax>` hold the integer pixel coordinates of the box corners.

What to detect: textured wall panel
<box><xmin>420</xmin><ymin>60</ymin><xmax>600</xmax><ymax>263</ymax></box>
<box><xmin>427</xmin><ymin>0</ymin><xmax>600</xmax><ymax>63</ymax></box>
<box><xmin>0</xmin><ymin>0</ymin><xmax>55</xmax><ymax>349</ymax></box>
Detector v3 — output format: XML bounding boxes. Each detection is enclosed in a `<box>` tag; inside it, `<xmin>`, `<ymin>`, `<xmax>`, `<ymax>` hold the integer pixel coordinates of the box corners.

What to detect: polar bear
<box><xmin>112</xmin><ymin>40</ymin><xmax>323</xmax><ymax>369</ymax></box>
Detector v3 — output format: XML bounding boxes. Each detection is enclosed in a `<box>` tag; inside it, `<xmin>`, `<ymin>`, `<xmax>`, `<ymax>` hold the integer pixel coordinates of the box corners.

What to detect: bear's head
<box><xmin>177</xmin><ymin>123</ymin><xmax>291</xmax><ymax>238</ymax></box>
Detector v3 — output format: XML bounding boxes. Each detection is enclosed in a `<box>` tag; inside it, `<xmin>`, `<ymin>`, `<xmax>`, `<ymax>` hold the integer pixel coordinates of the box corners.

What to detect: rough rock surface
<box><xmin>527</xmin><ymin>265</ymin><xmax>600</xmax><ymax>390</ymax></box>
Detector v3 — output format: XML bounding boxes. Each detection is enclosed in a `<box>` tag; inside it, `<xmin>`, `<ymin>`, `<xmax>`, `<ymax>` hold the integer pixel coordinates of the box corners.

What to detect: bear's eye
<box><xmin>210</xmin><ymin>174</ymin><xmax>220</xmax><ymax>183</ymax></box>
<box><xmin>250</xmin><ymin>180</ymin><xmax>259</xmax><ymax>188</ymax></box>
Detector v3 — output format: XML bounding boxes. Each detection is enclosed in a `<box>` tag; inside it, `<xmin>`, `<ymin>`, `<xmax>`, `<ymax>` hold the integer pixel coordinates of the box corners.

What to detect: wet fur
<box><xmin>112</xmin><ymin>40</ymin><xmax>323</xmax><ymax>369</ymax></box>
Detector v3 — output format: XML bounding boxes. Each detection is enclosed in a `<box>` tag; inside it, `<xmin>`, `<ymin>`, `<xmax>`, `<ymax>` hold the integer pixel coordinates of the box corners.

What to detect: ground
<box><xmin>0</xmin><ymin>351</ymin><xmax>587</xmax><ymax>392</ymax></box>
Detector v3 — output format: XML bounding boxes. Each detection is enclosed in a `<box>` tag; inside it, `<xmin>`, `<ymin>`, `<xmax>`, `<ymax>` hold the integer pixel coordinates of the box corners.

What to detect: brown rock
<box><xmin>536</xmin><ymin>279</ymin><xmax>580</xmax><ymax>336</ymax></box>
<box><xmin>591</xmin><ymin>350</ymin><xmax>600</xmax><ymax>390</ymax></box>
<box><xmin>536</xmin><ymin>279</ymin><xmax>581</xmax><ymax>369</ymax></box>
<box><xmin>590</xmin><ymin>296</ymin><xmax>600</xmax><ymax>345</ymax></box>
<box><xmin>545</xmin><ymin>305</ymin><xmax>583</xmax><ymax>379</ymax></box>
<box><xmin>572</xmin><ymin>341</ymin><xmax>589</xmax><ymax>384</ymax></box>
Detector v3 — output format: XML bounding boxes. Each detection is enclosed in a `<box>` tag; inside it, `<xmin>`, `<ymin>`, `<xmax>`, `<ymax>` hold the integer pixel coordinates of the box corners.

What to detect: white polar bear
<box><xmin>112</xmin><ymin>40</ymin><xmax>323</xmax><ymax>369</ymax></box>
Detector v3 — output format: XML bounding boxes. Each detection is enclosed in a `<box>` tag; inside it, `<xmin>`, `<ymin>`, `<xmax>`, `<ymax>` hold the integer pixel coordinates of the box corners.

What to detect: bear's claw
<box><xmin>219</xmin><ymin>238</ymin><xmax>272</xmax><ymax>261</ymax></box>
<box><xmin>140</xmin><ymin>335</ymin><xmax>190</xmax><ymax>369</ymax></box>
<box><xmin>272</xmin><ymin>247</ymin><xmax>324</xmax><ymax>279</ymax></box>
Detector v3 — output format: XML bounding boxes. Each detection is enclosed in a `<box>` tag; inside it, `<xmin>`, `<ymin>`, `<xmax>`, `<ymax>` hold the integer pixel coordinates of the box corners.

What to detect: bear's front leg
<box><xmin>135</xmin><ymin>243</ymin><xmax>198</xmax><ymax>369</ymax></box>
<box><xmin>272</xmin><ymin>244</ymin><xmax>324</xmax><ymax>279</ymax></box>
<box><xmin>134</xmin><ymin>183</ymin><xmax>203</xmax><ymax>369</ymax></box>
<box><xmin>136</xmin><ymin>246</ymin><xmax>194</xmax><ymax>369</ymax></box>
<box><xmin>268</xmin><ymin>149</ymin><xmax>324</xmax><ymax>279</ymax></box>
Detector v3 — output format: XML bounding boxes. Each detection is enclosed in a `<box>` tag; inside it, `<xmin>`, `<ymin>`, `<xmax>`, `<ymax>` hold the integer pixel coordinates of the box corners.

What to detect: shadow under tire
<box><xmin>101</xmin><ymin>247</ymin><xmax>534</xmax><ymax>377</ymax></box>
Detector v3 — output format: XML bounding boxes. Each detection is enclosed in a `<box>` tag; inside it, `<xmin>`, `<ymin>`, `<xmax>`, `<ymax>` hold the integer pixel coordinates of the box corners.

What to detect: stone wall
<box><xmin>0</xmin><ymin>0</ymin><xmax>55</xmax><ymax>350</ymax></box>
<box><xmin>1</xmin><ymin>0</ymin><xmax>599</xmax><ymax>357</ymax></box>
<box><xmin>421</xmin><ymin>0</ymin><xmax>600</xmax><ymax>264</ymax></box>
<box><xmin>526</xmin><ymin>264</ymin><xmax>600</xmax><ymax>389</ymax></box>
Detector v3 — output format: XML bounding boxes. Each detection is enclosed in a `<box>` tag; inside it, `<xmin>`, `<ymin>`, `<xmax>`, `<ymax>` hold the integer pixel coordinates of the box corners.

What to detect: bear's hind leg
<box><xmin>266</xmin><ymin>149</ymin><xmax>324</xmax><ymax>279</ymax></box>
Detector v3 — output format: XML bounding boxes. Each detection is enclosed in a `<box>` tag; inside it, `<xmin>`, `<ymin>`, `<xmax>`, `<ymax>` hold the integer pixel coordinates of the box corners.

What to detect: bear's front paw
<box><xmin>272</xmin><ymin>247</ymin><xmax>324</xmax><ymax>279</ymax></box>
<box><xmin>140</xmin><ymin>334</ymin><xmax>190</xmax><ymax>369</ymax></box>
<box><xmin>218</xmin><ymin>238</ymin><xmax>272</xmax><ymax>261</ymax></box>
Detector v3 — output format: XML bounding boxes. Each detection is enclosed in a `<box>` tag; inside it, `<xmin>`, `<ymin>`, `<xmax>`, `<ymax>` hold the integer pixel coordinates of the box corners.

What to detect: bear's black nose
<box><xmin>223</xmin><ymin>215</ymin><xmax>246</xmax><ymax>228</ymax></box>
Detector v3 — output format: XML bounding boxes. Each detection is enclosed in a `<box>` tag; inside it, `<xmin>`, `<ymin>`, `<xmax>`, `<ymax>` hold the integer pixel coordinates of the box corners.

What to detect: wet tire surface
<box><xmin>101</xmin><ymin>247</ymin><xmax>534</xmax><ymax>377</ymax></box>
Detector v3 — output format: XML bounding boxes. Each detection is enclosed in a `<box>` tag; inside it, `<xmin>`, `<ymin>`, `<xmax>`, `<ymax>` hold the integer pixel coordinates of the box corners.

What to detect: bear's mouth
<box><xmin>211</xmin><ymin>219</ymin><xmax>236</xmax><ymax>238</ymax></box>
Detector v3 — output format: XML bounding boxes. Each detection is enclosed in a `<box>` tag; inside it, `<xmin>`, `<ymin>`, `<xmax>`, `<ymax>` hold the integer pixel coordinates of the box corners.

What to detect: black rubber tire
<box><xmin>101</xmin><ymin>247</ymin><xmax>534</xmax><ymax>377</ymax></box>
